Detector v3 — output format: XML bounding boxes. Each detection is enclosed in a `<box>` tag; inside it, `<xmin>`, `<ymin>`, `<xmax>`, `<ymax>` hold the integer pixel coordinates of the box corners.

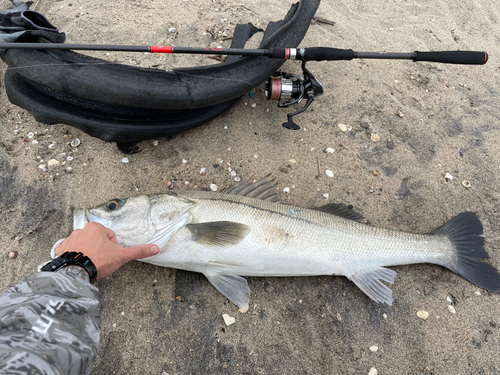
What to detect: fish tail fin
<box><xmin>433</xmin><ymin>212</ymin><xmax>500</xmax><ymax>292</ymax></box>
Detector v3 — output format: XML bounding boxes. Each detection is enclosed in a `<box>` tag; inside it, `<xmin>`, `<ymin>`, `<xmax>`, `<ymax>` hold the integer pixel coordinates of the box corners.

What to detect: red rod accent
<box><xmin>483</xmin><ymin>52</ymin><xmax>488</xmax><ymax>65</ymax></box>
<box><xmin>150</xmin><ymin>46</ymin><xmax>173</xmax><ymax>53</ymax></box>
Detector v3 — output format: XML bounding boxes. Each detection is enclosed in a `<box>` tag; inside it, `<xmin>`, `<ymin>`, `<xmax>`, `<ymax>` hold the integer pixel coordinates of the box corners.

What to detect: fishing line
<box><xmin>5</xmin><ymin>62</ymin><xmax>114</xmax><ymax>70</ymax></box>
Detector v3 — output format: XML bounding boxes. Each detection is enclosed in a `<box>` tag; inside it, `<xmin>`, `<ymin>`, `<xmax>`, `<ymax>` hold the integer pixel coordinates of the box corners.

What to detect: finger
<box><xmin>103</xmin><ymin>227</ymin><xmax>118</xmax><ymax>244</ymax></box>
<box><xmin>120</xmin><ymin>244</ymin><xmax>160</xmax><ymax>262</ymax></box>
<box><xmin>85</xmin><ymin>222</ymin><xmax>105</xmax><ymax>231</ymax></box>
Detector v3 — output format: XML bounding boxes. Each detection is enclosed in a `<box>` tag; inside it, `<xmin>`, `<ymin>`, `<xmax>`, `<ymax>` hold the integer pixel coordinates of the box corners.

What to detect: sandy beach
<box><xmin>1</xmin><ymin>0</ymin><xmax>500</xmax><ymax>373</ymax></box>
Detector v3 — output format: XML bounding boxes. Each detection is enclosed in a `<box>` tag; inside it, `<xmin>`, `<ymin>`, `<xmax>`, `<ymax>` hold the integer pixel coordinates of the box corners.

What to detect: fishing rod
<box><xmin>0</xmin><ymin>43</ymin><xmax>488</xmax><ymax>130</ymax></box>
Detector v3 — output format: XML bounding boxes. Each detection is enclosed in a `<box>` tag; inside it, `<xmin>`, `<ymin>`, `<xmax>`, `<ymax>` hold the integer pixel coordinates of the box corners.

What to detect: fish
<box><xmin>73</xmin><ymin>176</ymin><xmax>500</xmax><ymax>311</ymax></box>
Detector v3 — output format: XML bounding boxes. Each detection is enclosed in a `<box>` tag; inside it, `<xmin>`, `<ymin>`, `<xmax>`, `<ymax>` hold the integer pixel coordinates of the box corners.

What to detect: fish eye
<box><xmin>106</xmin><ymin>200</ymin><xmax>120</xmax><ymax>211</ymax></box>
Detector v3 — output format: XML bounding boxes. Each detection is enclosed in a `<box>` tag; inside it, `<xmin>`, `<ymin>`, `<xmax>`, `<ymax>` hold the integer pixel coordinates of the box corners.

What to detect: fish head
<box><xmin>73</xmin><ymin>193</ymin><xmax>195</xmax><ymax>247</ymax></box>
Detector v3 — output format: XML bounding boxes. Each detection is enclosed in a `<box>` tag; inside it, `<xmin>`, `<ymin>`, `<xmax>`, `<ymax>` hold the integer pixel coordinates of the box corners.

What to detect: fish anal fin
<box><xmin>348</xmin><ymin>266</ymin><xmax>397</xmax><ymax>305</ymax></box>
<box><xmin>204</xmin><ymin>271</ymin><xmax>250</xmax><ymax>311</ymax></box>
<box><xmin>312</xmin><ymin>203</ymin><xmax>364</xmax><ymax>222</ymax></box>
<box><xmin>186</xmin><ymin>221</ymin><xmax>250</xmax><ymax>247</ymax></box>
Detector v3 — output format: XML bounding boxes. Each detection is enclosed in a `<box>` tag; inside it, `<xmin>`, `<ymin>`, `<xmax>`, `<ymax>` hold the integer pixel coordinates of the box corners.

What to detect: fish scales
<box><xmin>174</xmin><ymin>191</ymin><xmax>449</xmax><ymax>273</ymax></box>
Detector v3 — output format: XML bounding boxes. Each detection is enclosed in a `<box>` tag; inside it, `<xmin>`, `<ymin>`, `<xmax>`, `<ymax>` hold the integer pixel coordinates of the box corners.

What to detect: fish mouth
<box><xmin>73</xmin><ymin>209</ymin><xmax>113</xmax><ymax>229</ymax></box>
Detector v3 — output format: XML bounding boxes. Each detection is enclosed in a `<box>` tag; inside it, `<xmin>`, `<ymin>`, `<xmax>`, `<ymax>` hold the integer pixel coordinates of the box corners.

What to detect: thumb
<box><xmin>122</xmin><ymin>244</ymin><xmax>160</xmax><ymax>262</ymax></box>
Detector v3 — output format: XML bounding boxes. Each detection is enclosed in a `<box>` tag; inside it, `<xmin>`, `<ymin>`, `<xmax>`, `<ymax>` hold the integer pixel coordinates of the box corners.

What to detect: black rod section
<box><xmin>355</xmin><ymin>51</ymin><xmax>488</xmax><ymax>65</ymax></box>
<box><xmin>0</xmin><ymin>43</ymin><xmax>268</xmax><ymax>56</ymax></box>
<box><xmin>0</xmin><ymin>43</ymin><xmax>150</xmax><ymax>52</ymax></box>
<box><xmin>355</xmin><ymin>52</ymin><xmax>413</xmax><ymax>59</ymax></box>
<box><xmin>172</xmin><ymin>47</ymin><xmax>266</xmax><ymax>56</ymax></box>
<box><xmin>412</xmin><ymin>50</ymin><xmax>488</xmax><ymax>65</ymax></box>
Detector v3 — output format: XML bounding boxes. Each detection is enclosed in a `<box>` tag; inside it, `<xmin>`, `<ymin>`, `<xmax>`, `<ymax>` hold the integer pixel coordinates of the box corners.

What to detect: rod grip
<box><xmin>296</xmin><ymin>47</ymin><xmax>355</xmax><ymax>61</ymax></box>
<box><xmin>413</xmin><ymin>51</ymin><xmax>488</xmax><ymax>65</ymax></box>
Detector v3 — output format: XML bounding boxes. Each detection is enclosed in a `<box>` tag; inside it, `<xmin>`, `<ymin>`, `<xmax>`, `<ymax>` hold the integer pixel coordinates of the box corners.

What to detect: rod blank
<box><xmin>0</xmin><ymin>43</ymin><xmax>489</xmax><ymax>65</ymax></box>
<box><xmin>0</xmin><ymin>43</ymin><xmax>149</xmax><ymax>52</ymax></box>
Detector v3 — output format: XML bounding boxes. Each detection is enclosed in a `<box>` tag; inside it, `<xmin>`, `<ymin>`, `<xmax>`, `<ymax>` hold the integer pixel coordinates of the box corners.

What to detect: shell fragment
<box><xmin>222</xmin><ymin>314</ymin><xmax>235</xmax><ymax>326</ymax></box>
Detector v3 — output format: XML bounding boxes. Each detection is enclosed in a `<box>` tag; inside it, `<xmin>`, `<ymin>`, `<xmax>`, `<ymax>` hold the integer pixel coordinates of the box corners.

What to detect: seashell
<box><xmin>47</xmin><ymin>159</ymin><xmax>60</xmax><ymax>169</ymax></box>
<box><xmin>417</xmin><ymin>310</ymin><xmax>429</xmax><ymax>320</ymax></box>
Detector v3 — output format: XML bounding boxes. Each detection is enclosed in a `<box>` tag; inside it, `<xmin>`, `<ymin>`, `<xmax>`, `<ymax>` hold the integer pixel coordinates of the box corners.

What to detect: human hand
<box><xmin>55</xmin><ymin>222</ymin><xmax>160</xmax><ymax>280</ymax></box>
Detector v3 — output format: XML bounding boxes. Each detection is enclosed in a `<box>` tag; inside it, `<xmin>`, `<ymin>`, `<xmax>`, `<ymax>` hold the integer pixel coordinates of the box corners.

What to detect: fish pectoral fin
<box><xmin>204</xmin><ymin>271</ymin><xmax>250</xmax><ymax>311</ymax></box>
<box><xmin>186</xmin><ymin>221</ymin><xmax>250</xmax><ymax>247</ymax></box>
<box><xmin>348</xmin><ymin>267</ymin><xmax>397</xmax><ymax>305</ymax></box>
<box><xmin>311</xmin><ymin>203</ymin><xmax>364</xmax><ymax>222</ymax></box>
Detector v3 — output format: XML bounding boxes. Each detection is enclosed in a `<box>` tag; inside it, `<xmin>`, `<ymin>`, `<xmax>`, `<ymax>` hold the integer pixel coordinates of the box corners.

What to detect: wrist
<box><xmin>41</xmin><ymin>252</ymin><xmax>98</xmax><ymax>284</ymax></box>
<box><xmin>55</xmin><ymin>265</ymin><xmax>91</xmax><ymax>283</ymax></box>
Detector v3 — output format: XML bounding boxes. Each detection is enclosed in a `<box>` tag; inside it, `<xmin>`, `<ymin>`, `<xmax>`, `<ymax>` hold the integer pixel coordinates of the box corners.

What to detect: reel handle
<box><xmin>412</xmin><ymin>51</ymin><xmax>488</xmax><ymax>65</ymax></box>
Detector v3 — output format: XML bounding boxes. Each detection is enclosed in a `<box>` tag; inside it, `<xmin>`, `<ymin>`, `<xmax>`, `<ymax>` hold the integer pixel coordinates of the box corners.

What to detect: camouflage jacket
<box><xmin>0</xmin><ymin>267</ymin><xmax>100</xmax><ymax>375</ymax></box>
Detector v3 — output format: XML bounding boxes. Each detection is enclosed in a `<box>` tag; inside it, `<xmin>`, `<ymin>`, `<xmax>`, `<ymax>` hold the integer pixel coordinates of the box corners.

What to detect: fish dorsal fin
<box><xmin>348</xmin><ymin>266</ymin><xmax>397</xmax><ymax>305</ymax></box>
<box><xmin>312</xmin><ymin>203</ymin><xmax>364</xmax><ymax>222</ymax></box>
<box><xmin>223</xmin><ymin>175</ymin><xmax>282</xmax><ymax>203</ymax></box>
<box><xmin>186</xmin><ymin>221</ymin><xmax>250</xmax><ymax>247</ymax></box>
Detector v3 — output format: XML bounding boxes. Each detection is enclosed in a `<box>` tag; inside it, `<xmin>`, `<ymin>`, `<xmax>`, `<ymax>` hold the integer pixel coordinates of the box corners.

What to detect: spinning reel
<box><xmin>265</xmin><ymin>61</ymin><xmax>323</xmax><ymax>130</ymax></box>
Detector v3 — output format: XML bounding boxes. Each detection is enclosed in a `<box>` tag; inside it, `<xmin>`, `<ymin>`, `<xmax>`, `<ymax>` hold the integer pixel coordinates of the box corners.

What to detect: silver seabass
<box><xmin>74</xmin><ymin>177</ymin><xmax>500</xmax><ymax>311</ymax></box>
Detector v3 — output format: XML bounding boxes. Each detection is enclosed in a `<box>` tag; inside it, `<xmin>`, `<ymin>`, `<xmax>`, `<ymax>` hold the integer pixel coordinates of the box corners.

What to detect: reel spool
<box><xmin>265</xmin><ymin>74</ymin><xmax>304</xmax><ymax>103</ymax></box>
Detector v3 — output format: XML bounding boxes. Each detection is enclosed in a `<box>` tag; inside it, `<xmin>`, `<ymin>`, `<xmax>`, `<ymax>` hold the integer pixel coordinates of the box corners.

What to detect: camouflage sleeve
<box><xmin>0</xmin><ymin>266</ymin><xmax>100</xmax><ymax>375</ymax></box>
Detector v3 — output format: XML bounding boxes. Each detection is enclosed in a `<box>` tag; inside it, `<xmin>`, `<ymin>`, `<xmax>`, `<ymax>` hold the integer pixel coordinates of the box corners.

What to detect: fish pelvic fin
<box><xmin>204</xmin><ymin>271</ymin><xmax>250</xmax><ymax>312</ymax></box>
<box><xmin>348</xmin><ymin>266</ymin><xmax>397</xmax><ymax>305</ymax></box>
<box><xmin>187</xmin><ymin>221</ymin><xmax>250</xmax><ymax>247</ymax></box>
<box><xmin>433</xmin><ymin>212</ymin><xmax>500</xmax><ymax>293</ymax></box>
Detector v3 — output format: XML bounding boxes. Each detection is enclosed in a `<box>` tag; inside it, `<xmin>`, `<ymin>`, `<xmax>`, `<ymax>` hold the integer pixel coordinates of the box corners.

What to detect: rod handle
<box><xmin>413</xmin><ymin>51</ymin><xmax>488</xmax><ymax>65</ymax></box>
<box><xmin>295</xmin><ymin>47</ymin><xmax>355</xmax><ymax>61</ymax></box>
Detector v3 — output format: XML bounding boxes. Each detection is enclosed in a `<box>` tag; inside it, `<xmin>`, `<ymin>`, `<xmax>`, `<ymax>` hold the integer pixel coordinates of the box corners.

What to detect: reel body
<box><xmin>265</xmin><ymin>61</ymin><xmax>323</xmax><ymax>130</ymax></box>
